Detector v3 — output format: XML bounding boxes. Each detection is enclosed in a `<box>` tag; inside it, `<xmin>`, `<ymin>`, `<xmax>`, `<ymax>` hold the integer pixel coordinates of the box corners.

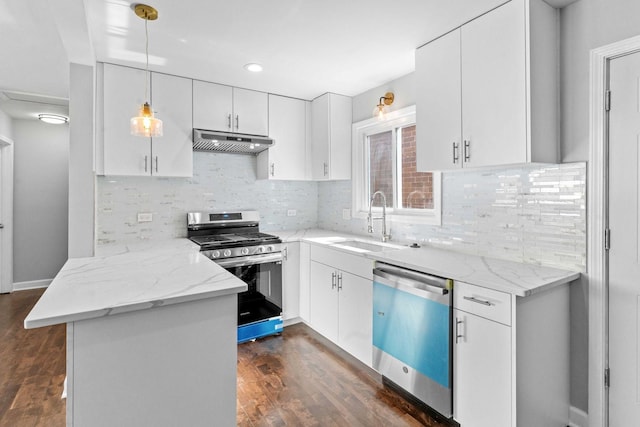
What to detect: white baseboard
<box><xmin>12</xmin><ymin>279</ymin><xmax>52</xmax><ymax>291</ymax></box>
<box><xmin>569</xmin><ymin>406</ymin><xmax>588</xmax><ymax>427</ymax></box>
<box><xmin>283</xmin><ymin>317</ymin><xmax>303</xmax><ymax>327</ymax></box>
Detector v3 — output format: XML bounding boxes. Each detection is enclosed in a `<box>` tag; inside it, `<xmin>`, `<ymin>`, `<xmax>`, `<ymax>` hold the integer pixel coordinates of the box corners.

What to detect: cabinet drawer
<box><xmin>454</xmin><ymin>282</ymin><xmax>511</xmax><ymax>326</ymax></box>
<box><xmin>310</xmin><ymin>245</ymin><xmax>373</xmax><ymax>280</ymax></box>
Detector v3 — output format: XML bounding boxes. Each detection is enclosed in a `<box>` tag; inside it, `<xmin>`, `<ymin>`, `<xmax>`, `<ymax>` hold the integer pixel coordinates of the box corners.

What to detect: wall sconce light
<box><xmin>130</xmin><ymin>4</ymin><xmax>163</xmax><ymax>138</ymax></box>
<box><xmin>372</xmin><ymin>92</ymin><xmax>395</xmax><ymax>121</ymax></box>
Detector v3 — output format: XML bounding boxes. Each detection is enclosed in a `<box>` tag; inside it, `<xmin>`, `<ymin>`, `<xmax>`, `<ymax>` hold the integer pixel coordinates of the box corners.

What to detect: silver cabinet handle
<box><xmin>235</xmin><ymin>114</ymin><xmax>239</xmax><ymax>130</ymax></box>
<box><xmin>331</xmin><ymin>272</ymin><xmax>337</xmax><ymax>289</ymax></box>
<box><xmin>283</xmin><ymin>246</ymin><xmax>288</xmax><ymax>261</ymax></box>
<box><xmin>455</xmin><ymin>317</ymin><xmax>464</xmax><ymax>343</ymax></box>
<box><xmin>323</xmin><ymin>162</ymin><xmax>328</xmax><ymax>176</ymax></box>
<box><xmin>144</xmin><ymin>155</ymin><xmax>148</xmax><ymax>172</ymax></box>
<box><xmin>155</xmin><ymin>156</ymin><xmax>158</xmax><ymax>173</ymax></box>
<box><xmin>227</xmin><ymin>114</ymin><xmax>232</xmax><ymax>129</ymax></box>
<box><xmin>464</xmin><ymin>140</ymin><xmax>471</xmax><ymax>162</ymax></box>
<box><xmin>463</xmin><ymin>295</ymin><xmax>492</xmax><ymax>306</ymax></box>
<box><xmin>452</xmin><ymin>142</ymin><xmax>459</xmax><ymax>164</ymax></box>
<box><xmin>337</xmin><ymin>273</ymin><xmax>343</xmax><ymax>291</ymax></box>
<box><xmin>270</xmin><ymin>163</ymin><xmax>275</xmax><ymax>177</ymax></box>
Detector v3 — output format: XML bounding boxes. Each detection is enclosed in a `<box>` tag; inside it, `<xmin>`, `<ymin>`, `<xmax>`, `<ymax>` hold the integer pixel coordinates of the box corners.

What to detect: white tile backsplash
<box><xmin>96</xmin><ymin>152</ymin><xmax>318</xmax><ymax>244</ymax></box>
<box><xmin>317</xmin><ymin>162</ymin><xmax>586</xmax><ymax>271</ymax></box>
<box><xmin>97</xmin><ymin>157</ymin><xmax>585</xmax><ymax>271</ymax></box>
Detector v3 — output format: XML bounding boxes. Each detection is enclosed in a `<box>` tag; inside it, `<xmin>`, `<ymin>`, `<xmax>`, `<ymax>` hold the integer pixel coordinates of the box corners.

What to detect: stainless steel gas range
<box><xmin>187</xmin><ymin>211</ymin><xmax>283</xmax><ymax>343</ymax></box>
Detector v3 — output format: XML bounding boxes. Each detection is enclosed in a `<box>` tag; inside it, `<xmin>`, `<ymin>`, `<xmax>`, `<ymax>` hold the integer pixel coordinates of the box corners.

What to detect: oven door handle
<box><xmin>214</xmin><ymin>252</ymin><xmax>283</xmax><ymax>268</ymax></box>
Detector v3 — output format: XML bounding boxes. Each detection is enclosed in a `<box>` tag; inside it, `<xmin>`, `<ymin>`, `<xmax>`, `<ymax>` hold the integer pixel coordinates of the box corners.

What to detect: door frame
<box><xmin>0</xmin><ymin>133</ymin><xmax>13</xmax><ymax>294</ymax></box>
<box><xmin>588</xmin><ymin>34</ymin><xmax>640</xmax><ymax>427</ymax></box>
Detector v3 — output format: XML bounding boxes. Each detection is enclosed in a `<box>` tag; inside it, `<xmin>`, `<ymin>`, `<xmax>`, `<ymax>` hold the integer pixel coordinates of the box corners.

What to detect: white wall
<box><xmin>561</xmin><ymin>0</ymin><xmax>640</xmax><ymax>162</ymax></box>
<box><xmin>13</xmin><ymin>119</ymin><xmax>69</xmax><ymax>284</ymax></box>
<box><xmin>0</xmin><ymin>109</ymin><xmax>12</xmax><ymax>139</ymax></box>
<box><xmin>352</xmin><ymin>72</ymin><xmax>415</xmax><ymax>123</ymax></box>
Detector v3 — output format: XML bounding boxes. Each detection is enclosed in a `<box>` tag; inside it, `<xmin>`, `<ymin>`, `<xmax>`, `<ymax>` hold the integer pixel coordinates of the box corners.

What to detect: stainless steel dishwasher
<box><xmin>372</xmin><ymin>261</ymin><xmax>453</xmax><ymax>418</ymax></box>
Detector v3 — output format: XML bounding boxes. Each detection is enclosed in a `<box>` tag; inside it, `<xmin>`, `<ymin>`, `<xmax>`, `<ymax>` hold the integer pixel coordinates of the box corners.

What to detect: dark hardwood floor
<box><xmin>1</xmin><ymin>289</ymin><xmax>449</xmax><ymax>427</ymax></box>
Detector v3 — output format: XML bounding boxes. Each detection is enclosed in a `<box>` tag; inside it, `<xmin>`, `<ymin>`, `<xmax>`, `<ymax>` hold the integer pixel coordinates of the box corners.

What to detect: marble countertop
<box><xmin>273</xmin><ymin>228</ymin><xmax>580</xmax><ymax>297</ymax></box>
<box><xmin>24</xmin><ymin>239</ymin><xmax>247</xmax><ymax>329</ymax></box>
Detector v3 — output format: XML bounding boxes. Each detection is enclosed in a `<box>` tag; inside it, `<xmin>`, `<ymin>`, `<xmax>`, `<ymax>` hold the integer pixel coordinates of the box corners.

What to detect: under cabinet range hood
<box><xmin>192</xmin><ymin>129</ymin><xmax>274</xmax><ymax>155</ymax></box>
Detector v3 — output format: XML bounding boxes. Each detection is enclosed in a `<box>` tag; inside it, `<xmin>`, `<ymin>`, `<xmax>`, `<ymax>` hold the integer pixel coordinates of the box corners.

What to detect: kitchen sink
<box><xmin>331</xmin><ymin>239</ymin><xmax>404</xmax><ymax>253</ymax></box>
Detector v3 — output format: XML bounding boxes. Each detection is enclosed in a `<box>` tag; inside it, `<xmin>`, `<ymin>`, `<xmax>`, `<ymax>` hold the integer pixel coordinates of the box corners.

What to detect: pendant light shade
<box><xmin>130</xmin><ymin>102</ymin><xmax>163</xmax><ymax>137</ymax></box>
<box><xmin>131</xmin><ymin>4</ymin><xmax>163</xmax><ymax>138</ymax></box>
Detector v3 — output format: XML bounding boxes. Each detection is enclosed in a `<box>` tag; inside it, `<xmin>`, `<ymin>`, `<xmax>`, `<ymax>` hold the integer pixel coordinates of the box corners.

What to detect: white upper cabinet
<box><xmin>310</xmin><ymin>93</ymin><xmax>352</xmax><ymax>180</ymax></box>
<box><xmin>257</xmin><ymin>95</ymin><xmax>308</xmax><ymax>180</ymax></box>
<box><xmin>416</xmin><ymin>0</ymin><xmax>559</xmax><ymax>171</ymax></box>
<box><xmin>193</xmin><ymin>80</ymin><xmax>268</xmax><ymax>136</ymax></box>
<box><xmin>151</xmin><ymin>72</ymin><xmax>193</xmax><ymax>177</ymax></box>
<box><xmin>98</xmin><ymin>63</ymin><xmax>193</xmax><ymax>177</ymax></box>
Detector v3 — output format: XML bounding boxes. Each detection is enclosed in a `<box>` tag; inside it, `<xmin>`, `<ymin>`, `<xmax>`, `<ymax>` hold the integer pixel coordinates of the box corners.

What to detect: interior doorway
<box><xmin>0</xmin><ymin>134</ymin><xmax>13</xmax><ymax>294</ymax></box>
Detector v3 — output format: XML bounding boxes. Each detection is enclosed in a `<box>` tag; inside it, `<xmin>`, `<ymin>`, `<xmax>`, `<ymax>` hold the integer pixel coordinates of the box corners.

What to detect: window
<box><xmin>352</xmin><ymin>105</ymin><xmax>441</xmax><ymax>224</ymax></box>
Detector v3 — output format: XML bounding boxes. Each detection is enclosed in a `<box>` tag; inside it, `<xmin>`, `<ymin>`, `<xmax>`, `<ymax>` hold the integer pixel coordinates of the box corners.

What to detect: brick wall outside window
<box><xmin>369</xmin><ymin>131</ymin><xmax>393</xmax><ymax>207</ymax></box>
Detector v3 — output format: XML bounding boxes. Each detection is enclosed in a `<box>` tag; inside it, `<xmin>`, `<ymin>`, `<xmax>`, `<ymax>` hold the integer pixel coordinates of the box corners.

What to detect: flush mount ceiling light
<box><xmin>373</xmin><ymin>92</ymin><xmax>395</xmax><ymax>121</ymax></box>
<box><xmin>38</xmin><ymin>114</ymin><xmax>69</xmax><ymax>125</ymax></box>
<box><xmin>130</xmin><ymin>3</ymin><xmax>163</xmax><ymax>138</ymax></box>
<box><xmin>244</xmin><ymin>63</ymin><xmax>263</xmax><ymax>73</ymax></box>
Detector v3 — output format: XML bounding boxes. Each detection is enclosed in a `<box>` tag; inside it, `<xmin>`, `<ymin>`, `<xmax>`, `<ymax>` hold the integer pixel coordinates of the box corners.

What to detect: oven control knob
<box><xmin>223</xmin><ymin>249</ymin><xmax>232</xmax><ymax>257</ymax></box>
<box><xmin>257</xmin><ymin>246</ymin><xmax>265</xmax><ymax>253</ymax></box>
<box><xmin>241</xmin><ymin>248</ymin><xmax>249</xmax><ymax>255</ymax></box>
<box><xmin>266</xmin><ymin>245</ymin><xmax>274</xmax><ymax>252</ymax></box>
<box><xmin>211</xmin><ymin>250</ymin><xmax>220</xmax><ymax>258</ymax></box>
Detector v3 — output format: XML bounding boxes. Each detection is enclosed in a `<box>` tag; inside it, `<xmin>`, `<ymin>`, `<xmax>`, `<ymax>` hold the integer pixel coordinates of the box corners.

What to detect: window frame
<box><xmin>352</xmin><ymin>105</ymin><xmax>442</xmax><ymax>225</ymax></box>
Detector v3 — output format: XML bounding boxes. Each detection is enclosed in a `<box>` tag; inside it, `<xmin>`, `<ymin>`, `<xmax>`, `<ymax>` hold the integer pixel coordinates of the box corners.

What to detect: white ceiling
<box><xmin>0</xmin><ymin>0</ymin><xmax>579</xmax><ymax>119</ymax></box>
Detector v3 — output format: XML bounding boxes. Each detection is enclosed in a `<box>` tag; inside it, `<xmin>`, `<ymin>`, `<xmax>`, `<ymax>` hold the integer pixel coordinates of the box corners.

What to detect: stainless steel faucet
<box><xmin>368</xmin><ymin>190</ymin><xmax>391</xmax><ymax>242</ymax></box>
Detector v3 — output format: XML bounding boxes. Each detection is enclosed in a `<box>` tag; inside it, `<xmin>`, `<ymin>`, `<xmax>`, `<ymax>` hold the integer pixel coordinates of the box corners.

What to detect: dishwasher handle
<box><xmin>373</xmin><ymin>266</ymin><xmax>449</xmax><ymax>296</ymax></box>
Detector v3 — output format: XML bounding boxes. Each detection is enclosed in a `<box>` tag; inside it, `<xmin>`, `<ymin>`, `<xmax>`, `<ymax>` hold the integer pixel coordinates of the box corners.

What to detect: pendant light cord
<box><xmin>144</xmin><ymin>14</ymin><xmax>149</xmax><ymax>102</ymax></box>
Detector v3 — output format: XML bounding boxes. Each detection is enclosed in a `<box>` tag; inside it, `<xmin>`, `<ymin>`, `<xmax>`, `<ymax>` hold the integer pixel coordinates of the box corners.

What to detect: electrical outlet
<box><xmin>342</xmin><ymin>209</ymin><xmax>351</xmax><ymax>220</ymax></box>
<box><xmin>287</xmin><ymin>209</ymin><xmax>297</xmax><ymax>217</ymax></box>
<box><xmin>137</xmin><ymin>213</ymin><xmax>153</xmax><ymax>223</ymax></box>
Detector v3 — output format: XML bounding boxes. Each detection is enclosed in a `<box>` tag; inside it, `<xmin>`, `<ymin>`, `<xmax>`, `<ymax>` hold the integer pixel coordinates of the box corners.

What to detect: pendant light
<box><xmin>130</xmin><ymin>4</ymin><xmax>163</xmax><ymax>138</ymax></box>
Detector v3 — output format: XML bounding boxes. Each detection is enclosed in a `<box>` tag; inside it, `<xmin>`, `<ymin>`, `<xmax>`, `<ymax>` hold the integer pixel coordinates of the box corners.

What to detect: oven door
<box><xmin>216</xmin><ymin>253</ymin><xmax>283</xmax><ymax>326</ymax></box>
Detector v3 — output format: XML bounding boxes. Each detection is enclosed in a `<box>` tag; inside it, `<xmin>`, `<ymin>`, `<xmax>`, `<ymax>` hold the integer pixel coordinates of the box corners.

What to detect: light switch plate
<box><xmin>342</xmin><ymin>209</ymin><xmax>351</xmax><ymax>220</ymax></box>
<box><xmin>137</xmin><ymin>212</ymin><xmax>153</xmax><ymax>222</ymax></box>
<box><xmin>287</xmin><ymin>209</ymin><xmax>297</xmax><ymax>217</ymax></box>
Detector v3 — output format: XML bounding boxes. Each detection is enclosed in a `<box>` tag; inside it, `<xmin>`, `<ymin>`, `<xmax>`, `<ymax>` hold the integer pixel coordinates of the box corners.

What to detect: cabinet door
<box><xmin>260</xmin><ymin>95</ymin><xmax>307</xmax><ymax>180</ymax></box>
<box><xmin>282</xmin><ymin>242</ymin><xmax>301</xmax><ymax>321</ymax></box>
<box><xmin>328</xmin><ymin>94</ymin><xmax>352</xmax><ymax>180</ymax></box>
<box><xmin>461</xmin><ymin>0</ymin><xmax>527</xmax><ymax>168</ymax></box>
<box><xmin>192</xmin><ymin>80</ymin><xmax>233</xmax><ymax>132</ymax></box>
<box><xmin>310</xmin><ymin>94</ymin><xmax>330</xmax><ymax>179</ymax></box>
<box><xmin>103</xmin><ymin>63</ymin><xmax>151</xmax><ymax>176</ymax></box>
<box><xmin>232</xmin><ymin>88</ymin><xmax>268</xmax><ymax>136</ymax></box>
<box><xmin>416</xmin><ymin>29</ymin><xmax>463</xmax><ymax>172</ymax></box>
<box><xmin>338</xmin><ymin>270</ymin><xmax>372</xmax><ymax>366</ymax></box>
<box><xmin>299</xmin><ymin>243</ymin><xmax>311</xmax><ymax>322</ymax></box>
<box><xmin>454</xmin><ymin>309</ymin><xmax>511</xmax><ymax>427</ymax></box>
<box><xmin>309</xmin><ymin>261</ymin><xmax>338</xmax><ymax>342</ymax></box>
<box><xmin>151</xmin><ymin>72</ymin><xmax>193</xmax><ymax>177</ymax></box>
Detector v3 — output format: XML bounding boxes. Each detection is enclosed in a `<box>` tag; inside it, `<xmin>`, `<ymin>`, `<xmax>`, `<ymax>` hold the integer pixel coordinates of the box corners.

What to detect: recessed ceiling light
<box><xmin>244</xmin><ymin>63</ymin><xmax>263</xmax><ymax>73</ymax></box>
<box><xmin>38</xmin><ymin>114</ymin><xmax>69</xmax><ymax>125</ymax></box>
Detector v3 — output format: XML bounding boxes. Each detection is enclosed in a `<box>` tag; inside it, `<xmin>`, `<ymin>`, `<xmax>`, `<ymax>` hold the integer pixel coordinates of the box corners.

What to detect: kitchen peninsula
<box><xmin>24</xmin><ymin>239</ymin><xmax>246</xmax><ymax>427</ymax></box>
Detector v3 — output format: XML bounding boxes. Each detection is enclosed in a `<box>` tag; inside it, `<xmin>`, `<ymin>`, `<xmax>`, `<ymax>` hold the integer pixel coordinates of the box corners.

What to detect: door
<box><xmin>151</xmin><ymin>72</ymin><xmax>193</xmax><ymax>177</ymax></box>
<box><xmin>0</xmin><ymin>137</ymin><xmax>12</xmax><ymax>294</ymax></box>
<box><xmin>232</xmin><ymin>88</ymin><xmax>268</xmax><ymax>136</ymax></box>
<box><xmin>192</xmin><ymin>80</ymin><xmax>233</xmax><ymax>132</ymax></box>
<box><xmin>415</xmin><ymin>29</ymin><xmax>462</xmax><ymax>172</ymax></box>
<box><xmin>309</xmin><ymin>261</ymin><xmax>338</xmax><ymax>342</ymax></box>
<box><xmin>461</xmin><ymin>0</ymin><xmax>526</xmax><ymax>168</ymax></box>
<box><xmin>311</xmin><ymin>94</ymin><xmax>330</xmax><ymax>179</ymax></box>
<box><xmin>338</xmin><ymin>270</ymin><xmax>372</xmax><ymax>366</ymax></box>
<box><xmin>608</xmin><ymin>50</ymin><xmax>640</xmax><ymax>424</ymax></box>
<box><xmin>266</xmin><ymin>95</ymin><xmax>307</xmax><ymax>180</ymax></box>
<box><xmin>282</xmin><ymin>243</ymin><xmax>301</xmax><ymax>320</ymax></box>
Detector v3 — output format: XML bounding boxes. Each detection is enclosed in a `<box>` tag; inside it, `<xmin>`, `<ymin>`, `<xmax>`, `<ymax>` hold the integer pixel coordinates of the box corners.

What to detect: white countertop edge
<box><xmin>24</xmin><ymin>282</ymin><xmax>247</xmax><ymax>329</ymax></box>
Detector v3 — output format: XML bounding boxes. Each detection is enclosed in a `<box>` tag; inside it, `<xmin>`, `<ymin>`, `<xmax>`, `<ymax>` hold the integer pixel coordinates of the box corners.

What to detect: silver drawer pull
<box><xmin>463</xmin><ymin>296</ymin><xmax>492</xmax><ymax>306</ymax></box>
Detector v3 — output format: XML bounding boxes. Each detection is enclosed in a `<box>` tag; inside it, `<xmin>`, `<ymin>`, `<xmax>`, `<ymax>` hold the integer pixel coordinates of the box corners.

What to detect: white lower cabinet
<box><xmin>454</xmin><ymin>308</ymin><xmax>511</xmax><ymax>427</ymax></box>
<box><xmin>308</xmin><ymin>245</ymin><xmax>373</xmax><ymax>366</ymax></box>
<box><xmin>282</xmin><ymin>242</ymin><xmax>301</xmax><ymax>321</ymax></box>
<box><xmin>453</xmin><ymin>281</ymin><xmax>570</xmax><ymax>426</ymax></box>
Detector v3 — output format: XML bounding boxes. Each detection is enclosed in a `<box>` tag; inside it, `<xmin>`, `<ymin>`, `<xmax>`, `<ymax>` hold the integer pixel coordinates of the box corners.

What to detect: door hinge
<box><xmin>605</xmin><ymin>228</ymin><xmax>611</xmax><ymax>251</ymax></box>
<box><xmin>605</xmin><ymin>90</ymin><xmax>612</xmax><ymax>112</ymax></box>
<box><xmin>605</xmin><ymin>367</ymin><xmax>610</xmax><ymax>388</ymax></box>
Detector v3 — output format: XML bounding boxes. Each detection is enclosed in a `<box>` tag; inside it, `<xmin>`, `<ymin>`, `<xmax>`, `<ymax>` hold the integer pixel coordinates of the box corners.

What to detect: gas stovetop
<box><xmin>189</xmin><ymin>232</ymin><xmax>281</xmax><ymax>250</ymax></box>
